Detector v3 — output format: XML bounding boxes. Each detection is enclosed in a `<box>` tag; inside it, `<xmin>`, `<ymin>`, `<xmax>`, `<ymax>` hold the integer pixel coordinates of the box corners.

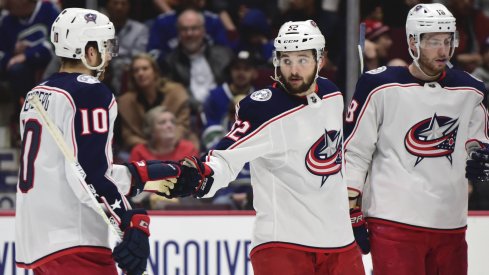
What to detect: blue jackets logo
<box><xmin>404</xmin><ymin>113</ymin><xmax>459</xmax><ymax>166</ymax></box>
<box><xmin>305</xmin><ymin>129</ymin><xmax>342</xmax><ymax>186</ymax></box>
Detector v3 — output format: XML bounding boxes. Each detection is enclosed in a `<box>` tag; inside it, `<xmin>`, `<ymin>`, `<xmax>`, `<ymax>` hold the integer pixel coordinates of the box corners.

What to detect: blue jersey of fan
<box><xmin>0</xmin><ymin>1</ymin><xmax>59</xmax><ymax>71</ymax></box>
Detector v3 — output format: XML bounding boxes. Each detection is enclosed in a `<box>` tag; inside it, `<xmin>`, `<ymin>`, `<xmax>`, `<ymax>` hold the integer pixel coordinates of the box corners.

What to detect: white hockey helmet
<box><xmin>51</xmin><ymin>8</ymin><xmax>118</xmax><ymax>73</ymax></box>
<box><xmin>272</xmin><ymin>20</ymin><xmax>325</xmax><ymax>89</ymax></box>
<box><xmin>273</xmin><ymin>20</ymin><xmax>325</xmax><ymax>65</ymax></box>
<box><xmin>406</xmin><ymin>3</ymin><xmax>458</xmax><ymax>61</ymax></box>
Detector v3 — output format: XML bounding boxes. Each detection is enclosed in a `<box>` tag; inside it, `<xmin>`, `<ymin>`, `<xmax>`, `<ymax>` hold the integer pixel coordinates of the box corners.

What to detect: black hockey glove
<box><xmin>350</xmin><ymin>207</ymin><xmax>370</xmax><ymax>254</ymax></box>
<box><xmin>113</xmin><ymin>209</ymin><xmax>150</xmax><ymax>275</ymax></box>
<box><xmin>125</xmin><ymin>160</ymin><xmax>181</xmax><ymax>196</ymax></box>
<box><xmin>165</xmin><ymin>156</ymin><xmax>214</xmax><ymax>198</ymax></box>
<box><xmin>466</xmin><ymin>143</ymin><xmax>489</xmax><ymax>182</ymax></box>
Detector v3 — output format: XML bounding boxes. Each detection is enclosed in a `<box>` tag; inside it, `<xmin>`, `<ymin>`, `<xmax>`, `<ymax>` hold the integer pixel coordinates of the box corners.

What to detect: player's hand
<box><xmin>466</xmin><ymin>143</ymin><xmax>489</xmax><ymax>182</ymax></box>
<box><xmin>350</xmin><ymin>207</ymin><xmax>370</xmax><ymax>254</ymax></box>
<box><xmin>165</xmin><ymin>156</ymin><xmax>214</xmax><ymax>198</ymax></box>
<box><xmin>125</xmin><ymin>160</ymin><xmax>181</xmax><ymax>196</ymax></box>
<box><xmin>113</xmin><ymin>209</ymin><xmax>150</xmax><ymax>275</ymax></box>
<box><xmin>7</xmin><ymin>54</ymin><xmax>26</xmax><ymax>69</ymax></box>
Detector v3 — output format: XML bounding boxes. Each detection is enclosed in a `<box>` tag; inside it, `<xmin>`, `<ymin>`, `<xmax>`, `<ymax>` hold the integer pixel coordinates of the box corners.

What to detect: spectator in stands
<box><xmin>201</xmin><ymin>50</ymin><xmax>257</xmax><ymax>150</ymax></box>
<box><xmin>0</xmin><ymin>0</ymin><xmax>59</xmax><ymax>114</ymax></box>
<box><xmin>105</xmin><ymin>0</ymin><xmax>149</xmax><ymax>94</ymax></box>
<box><xmin>363</xmin><ymin>19</ymin><xmax>393</xmax><ymax>71</ymax></box>
<box><xmin>448</xmin><ymin>0</ymin><xmax>484</xmax><ymax>73</ymax></box>
<box><xmin>472</xmin><ymin>36</ymin><xmax>489</xmax><ymax>91</ymax></box>
<box><xmin>129</xmin><ymin>105</ymin><xmax>198</xmax><ymax>210</ymax></box>
<box><xmin>200</xmin><ymin>51</ymin><xmax>257</xmax><ymax>210</ymax></box>
<box><xmin>232</xmin><ymin>9</ymin><xmax>274</xmax><ymax>67</ymax></box>
<box><xmin>147</xmin><ymin>0</ymin><xmax>229</xmax><ymax>63</ymax></box>
<box><xmin>164</xmin><ymin>8</ymin><xmax>233</xmax><ymax>106</ymax></box>
<box><xmin>129</xmin><ymin>105</ymin><xmax>198</xmax><ymax>162</ymax></box>
<box><xmin>117</xmin><ymin>53</ymin><xmax>198</xmax><ymax>151</ymax></box>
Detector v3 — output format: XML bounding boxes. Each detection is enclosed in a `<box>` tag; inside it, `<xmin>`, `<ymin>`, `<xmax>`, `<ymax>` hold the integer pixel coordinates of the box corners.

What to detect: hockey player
<box><xmin>344</xmin><ymin>3</ymin><xmax>489</xmax><ymax>275</ymax></box>
<box><xmin>15</xmin><ymin>8</ymin><xmax>188</xmax><ymax>275</ymax></box>
<box><xmin>130</xmin><ymin>20</ymin><xmax>366</xmax><ymax>274</ymax></box>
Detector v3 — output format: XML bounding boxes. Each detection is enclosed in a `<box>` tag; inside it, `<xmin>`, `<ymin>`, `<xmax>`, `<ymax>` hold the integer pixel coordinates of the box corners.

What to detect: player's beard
<box><xmin>418</xmin><ymin>52</ymin><xmax>448</xmax><ymax>77</ymax></box>
<box><xmin>284</xmin><ymin>72</ymin><xmax>316</xmax><ymax>95</ymax></box>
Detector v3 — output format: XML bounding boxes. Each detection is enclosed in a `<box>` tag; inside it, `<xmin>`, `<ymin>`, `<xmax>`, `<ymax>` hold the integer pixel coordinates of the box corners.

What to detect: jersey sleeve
<box><xmin>466</xmin><ymin>82</ymin><xmax>489</xmax><ymax>148</ymax></box>
<box><xmin>203</xmin><ymin>98</ymin><xmax>274</xmax><ymax>197</ymax></box>
<box><xmin>344</xmin><ymin>73</ymin><xmax>384</xmax><ymax>194</ymax></box>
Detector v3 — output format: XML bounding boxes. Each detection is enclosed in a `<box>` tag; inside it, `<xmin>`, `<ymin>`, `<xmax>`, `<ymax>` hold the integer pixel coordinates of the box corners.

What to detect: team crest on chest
<box><xmin>404</xmin><ymin>113</ymin><xmax>459</xmax><ymax>166</ymax></box>
<box><xmin>305</xmin><ymin>129</ymin><xmax>342</xmax><ymax>187</ymax></box>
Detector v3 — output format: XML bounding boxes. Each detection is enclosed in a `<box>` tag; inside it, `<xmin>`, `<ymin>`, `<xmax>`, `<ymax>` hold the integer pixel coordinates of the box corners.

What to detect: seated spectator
<box><xmin>232</xmin><ymin>9</ymin><xmax>274</xmax><ymax>67</ymax></box>
<box><xmin>129</xmin><ymin>106</ymin><xmax>198</xmax><ymax>162</ymax></box>
<box><xmin>201</xmin><ymin>51</ymin><xmax>257</xmax><ymax>150</ymax></box>
<box><xmin>0</xmin><ymin>0</ymin><xmax>59</xmax><ymax>114</ymax></box>
<box><xmin>363</xmin><ymin>19</ymin><xmax>393</xmax><ymax>71</ymax></box>
<box><xmin>117</xmin><ymin>53</ymin><xmax>198</xmax><ymax>151</ymax></box>
<box><xmin>471</xmin><ymin>36</ymin><xmax>489</xmax><ymax>91</ymax></box>
<box><xmin>200</xmin><ymin>51</ymin><xmax>256</xmax><ymax>210</ymax></box>
<box><xmin>129</xmin><ymin>105</ymin><xmax>198</xmax><ymax>210</ymax></box>
<box><xmin>449</xmin><ymin>0</ymin><xmax>483</xmax><ymax>73</ymax></box>
<box><xmin>104</xmin><ymin>0</ymin><xmax>149</xmax><ymax>94</ymax></box>
<box><xmin>164</xmin><ymin>8</ymin><xmax>233</xmax><ymax>108</ymax></box>
<box><xmin>147</xmin><ymin>0</ymin><xmax>230</xmax><ymax>63</ymax></box>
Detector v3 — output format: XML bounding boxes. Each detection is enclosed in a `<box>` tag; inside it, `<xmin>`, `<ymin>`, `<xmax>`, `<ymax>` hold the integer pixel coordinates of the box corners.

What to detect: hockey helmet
<box><xmin>273</xmin><ymin>20</ymin><xmax>325</xmax><ymax>65</ymax></box>
<box><xmin>51</xmin><ymin>8</ymin><xmax>118</xmax><ymax>72</ymax></box>
<box><xmin>406</xmin><ymin>3</ymin><xmax>458</xmax><ymax>60</ymax></box>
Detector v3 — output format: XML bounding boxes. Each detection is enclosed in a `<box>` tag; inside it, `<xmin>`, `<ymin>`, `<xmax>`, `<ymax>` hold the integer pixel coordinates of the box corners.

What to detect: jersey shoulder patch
<box><xmin>250</xmin><ymin>89</ymin><xmax>272</xmax><ymax>102</ymax></box>
<box><xmin>77</xmin><ymin>74</ymin><xmax>100</xmax><ymax>84</ymax></box>
<box><xmin>366</xmin><ymin>66</ymin><xmax>387</xmax><ymax>75</ymax></box>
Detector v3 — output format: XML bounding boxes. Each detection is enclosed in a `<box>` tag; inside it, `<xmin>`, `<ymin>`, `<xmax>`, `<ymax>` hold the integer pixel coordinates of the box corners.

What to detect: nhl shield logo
<box><xmin>250</xmin><ymin>89</ymin><xmax>272</xmax><ymax>101</ymax></box>
<box><xmin>305</xmin><ymin>129</ymin><xmax>342</xmax><ymax>187</ymax></box>
<box><xmin>404</xmin><ymin>113</ymin><xmax>459</xmax><ymax>166</ymax></box>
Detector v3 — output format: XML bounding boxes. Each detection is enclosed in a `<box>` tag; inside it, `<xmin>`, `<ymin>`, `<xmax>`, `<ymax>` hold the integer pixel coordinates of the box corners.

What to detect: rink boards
<box><xmin>0</xmin><ymin>211</ymin><xmax>488</xmax><ymax>275</ymax></box>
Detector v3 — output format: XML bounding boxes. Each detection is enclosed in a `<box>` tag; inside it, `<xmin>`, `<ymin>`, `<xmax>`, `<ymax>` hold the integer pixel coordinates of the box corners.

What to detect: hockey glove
<box><xmin>125</xmin><ymin>160</ymin><xmax>181</xmax><ymax>197</ymax></box>
<box><xmin>466</xmin><ymin>142</ymin><xmax>489</xmax><ymax>182</ymax></box>
<box><xmin>113</xmin><ymin>209</ymin><xmax>150</xmax><ymax>275</ymax></box>
<box><xmin>165</xmin><ymin>156</ymin><xmax>214</xmax><ymax>198</ymax></box>
<box><xmin>350</xmin><ymin>207</ymin><xmax>370</xmax><ymax>254</ymax></box>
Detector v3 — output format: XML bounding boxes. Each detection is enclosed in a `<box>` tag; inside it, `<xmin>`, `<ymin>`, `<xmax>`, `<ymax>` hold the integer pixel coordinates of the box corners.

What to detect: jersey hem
<box><xmin>16</xmin><ymin>245</ymin><xmax>112</xmax><ymax>269</ymax></box>
<box><xmin>249</xmin><ymin>240</ymin><xmax>356</xmax><ymax>257</ymax></box>
<box><xmin>367</xmin><ymin>217</ymin><xmax>467</xmax><ymax>233</ymax></box>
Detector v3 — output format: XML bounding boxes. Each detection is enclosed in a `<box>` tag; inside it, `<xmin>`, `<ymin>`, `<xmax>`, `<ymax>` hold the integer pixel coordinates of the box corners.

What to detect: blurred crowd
<box><xmin>1</xmin><ymin>0</ymin><xmax>489</xmax><ymax>210</ymax></box>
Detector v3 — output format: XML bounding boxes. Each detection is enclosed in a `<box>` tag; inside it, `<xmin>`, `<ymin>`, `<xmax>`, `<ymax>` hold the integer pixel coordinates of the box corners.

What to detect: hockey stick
<box><xmin>28</xmin><ymin>94</ymin><xmax>149</xmax><ymax>275</ymax></box>
<box><xmin>358</xmin><ymin>22</ymin><xmax>366</xmax><ymax>75</ymax></box>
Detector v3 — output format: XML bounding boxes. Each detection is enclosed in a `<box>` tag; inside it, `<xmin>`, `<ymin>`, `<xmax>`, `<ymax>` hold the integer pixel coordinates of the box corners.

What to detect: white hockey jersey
<box><xmin>16</xmin><ymin>73</ymin><xmax>133</xmax><ymax>268</ymax></box>
<box><xmin>345</xmin><ymin>66</ymin><xmax>489</xmax><ymax>231</ymax></box>
<box><xmin>204</xmin><ymin>77</ymin><xmax>356</xmax><ymax>255</ymax></box>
